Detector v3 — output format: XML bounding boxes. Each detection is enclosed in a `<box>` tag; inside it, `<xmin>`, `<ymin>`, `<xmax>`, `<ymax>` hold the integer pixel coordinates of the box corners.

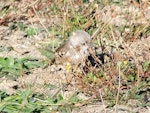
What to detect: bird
<box><xmin>54</xmin><ymin>30</ymin><xmax>93</xmax><ymax>66</ymax></box>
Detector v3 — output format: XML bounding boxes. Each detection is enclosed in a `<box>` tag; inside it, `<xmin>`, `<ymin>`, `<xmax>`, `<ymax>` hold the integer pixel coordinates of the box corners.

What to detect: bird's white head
<box><xmin>68</xmin><ymin>30</ymin><xmax>92</xmax><ymax>48</ymax></box>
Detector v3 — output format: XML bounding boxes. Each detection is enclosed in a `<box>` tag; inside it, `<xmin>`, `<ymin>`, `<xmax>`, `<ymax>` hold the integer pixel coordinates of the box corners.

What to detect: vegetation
<box><xmin>0</xmin><ymin>0</ymin><xmax>149</xmax><ymax>112</ymax></box>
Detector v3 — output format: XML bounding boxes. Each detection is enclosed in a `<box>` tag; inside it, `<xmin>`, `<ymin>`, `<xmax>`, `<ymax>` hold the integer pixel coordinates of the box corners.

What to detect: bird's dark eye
<box><xmin>83</xmin><ymin>43</ymin><xmax>86</xmax><ymax>45</ymax></box>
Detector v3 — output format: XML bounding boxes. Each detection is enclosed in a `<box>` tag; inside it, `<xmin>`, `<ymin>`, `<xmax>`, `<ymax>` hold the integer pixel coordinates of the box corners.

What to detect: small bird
<box><xmin>54</xmin><ymin>30</ymin><xmax>93</xmax><ymax>66</ymax></box>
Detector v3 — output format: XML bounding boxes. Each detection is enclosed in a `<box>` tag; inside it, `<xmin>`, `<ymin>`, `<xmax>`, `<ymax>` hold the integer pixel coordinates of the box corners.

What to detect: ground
<box><xmin>0</xmin><ymin>0</ymin><xmax>150</xmax><ymax>113</ymax></box>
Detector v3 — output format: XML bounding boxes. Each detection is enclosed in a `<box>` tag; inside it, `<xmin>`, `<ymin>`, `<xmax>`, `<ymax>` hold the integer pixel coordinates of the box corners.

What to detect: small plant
<box><xmin>142</xmin><ymin>60</ymin><xmax>150</xmax><ymax>72</ymax></box>
<box><xmin>0</xmin><ymin>90</ymin><xmax>81</xmax><ymax>113</ymax></box>
<box><xmin>85</xmin><ymin>72</ymin><xmax>97</xmax><ymax>85</ymax></box>
<box><xmin>0</xmin><ymin>5</ymin><xmax>10</xmax><ymax>17</ymax></box>
<box><xmin>9</xmin><ymin>23</ymin><xmax>36</xmax><ymax>37</ymax></box>
<box><xmin>0</xmin><ymin>57</ymin><xmax>47</xmax><ymax>80</ymax></box>
<box><xmin>25</xmin><ymin>27</ymin><xmax>36</xmax><ymax>37</ymax></box>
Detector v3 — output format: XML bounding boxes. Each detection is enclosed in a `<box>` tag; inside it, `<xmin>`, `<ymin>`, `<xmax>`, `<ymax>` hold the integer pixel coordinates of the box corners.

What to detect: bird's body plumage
<box><xmin>55</xmin><ymin>30</ymin><xmax>93</xmax><ymax>65</ymax></box>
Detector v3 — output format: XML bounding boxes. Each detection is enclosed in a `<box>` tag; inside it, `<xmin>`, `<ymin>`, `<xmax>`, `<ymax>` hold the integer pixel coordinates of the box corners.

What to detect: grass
<box><xmin>0</xmin><ymin>57</ymin><xmax>47</xmax><ymax>80</ymax></box>
<box><xmin>0</xmin><ymin>89</ymin><xmax>82</xmax><ymax>113</ymax></box>
<box><xmin>9</xmin><ymin>23</ymin><xmax>37</xmax><ymax>37</ymax></box>
<box><xmin>0</xmin><ymin>0</ymin><xmax>150</xmax><ymax>112</ymax></box>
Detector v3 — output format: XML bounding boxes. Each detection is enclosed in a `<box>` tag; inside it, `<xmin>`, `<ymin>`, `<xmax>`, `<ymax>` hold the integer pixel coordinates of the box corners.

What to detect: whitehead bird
<box><xmin>55</xmin><ymin>30</ymin><xmax>93</xmax><ymax>66</ymax></box>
